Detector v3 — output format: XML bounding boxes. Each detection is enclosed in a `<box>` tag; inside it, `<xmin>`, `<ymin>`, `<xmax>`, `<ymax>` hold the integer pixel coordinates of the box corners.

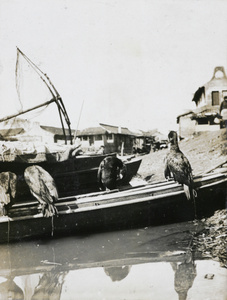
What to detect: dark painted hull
<box><xmin>0</xmin><ymin>171</ymin><xmax>226</xmax><ymax>243</ymax></box>
<box><xmin>0</xmin><ymin>153</ymin><xmax>142</xmax><ymax>199</ymax></box>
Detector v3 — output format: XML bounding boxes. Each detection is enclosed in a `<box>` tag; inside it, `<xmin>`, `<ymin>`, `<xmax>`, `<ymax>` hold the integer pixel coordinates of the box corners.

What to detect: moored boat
<box><xmin>0</xmin><ymin>151</ymin><xmax>142</xmax><ymax>199</ymax></box>
<box><xmin>0</xmin><ymin>48</ymin><xmax>142</xmax><ymax>198</ymax></box>
<box><xmin>0</xmin><ymin>170</ymin><xmax>226</xmax><ymax>243</ymax></box>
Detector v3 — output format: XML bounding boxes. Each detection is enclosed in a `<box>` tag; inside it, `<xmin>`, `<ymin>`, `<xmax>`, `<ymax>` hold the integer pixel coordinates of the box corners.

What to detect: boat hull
<box><xmin>0</xmin><ymin>172</ymin><xmax>226</xmax><ymax>243</ymax></box>
<box><xmin>0</xmin><ymin>154</ymin><xmax>142</xmax><ymax>199</ymax></box>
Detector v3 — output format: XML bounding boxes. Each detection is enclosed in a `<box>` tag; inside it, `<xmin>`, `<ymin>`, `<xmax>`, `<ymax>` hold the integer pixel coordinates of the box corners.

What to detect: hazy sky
<box><xmin>0</xmin><ymin>0</ymin><xmax>227</xmax><ymax>134</ymax></box>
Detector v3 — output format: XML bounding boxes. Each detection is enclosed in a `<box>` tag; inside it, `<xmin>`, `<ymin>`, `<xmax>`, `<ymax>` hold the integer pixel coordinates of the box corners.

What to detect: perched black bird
<box><xmin>97</xmin><ymin>156</ymin><xmax>127</xmax><ymax>191</ymax></box>
<box><xmin>24</xmin><ymin>165</ymin><xmax>58</xmax><ymax>217</ymax></box>
<box><xmin>164</xmin><ymin>131</ymin><xmax>196</xmax><ymax>200</ymax></box>
<box><xmin>0</xmin><ymin>172</ymin><xmax>17</xmax><ymax>215</ymax></box>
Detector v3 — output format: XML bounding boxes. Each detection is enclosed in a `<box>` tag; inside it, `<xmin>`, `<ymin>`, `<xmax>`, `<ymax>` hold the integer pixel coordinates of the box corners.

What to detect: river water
<box><xmin>0</xmin><ymin>221</ymin><xmax>226</xmax><ymax>300</ymax></box>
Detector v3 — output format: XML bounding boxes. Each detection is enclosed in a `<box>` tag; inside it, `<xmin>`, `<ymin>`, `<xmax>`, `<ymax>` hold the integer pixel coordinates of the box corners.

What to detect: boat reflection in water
<box><xmin>0</xmin><ymin>277</ymin><xmax>24</xmax><ymax>300</ymax></box>
<box><xmin>0</xmin><ymin>222</ymin><xmax>226</xmax><ymax>300</ymax></box>
<box><xmin>104</xmin><ymin>265</ymin><xmax>132</xmax><ymax>282</ymax></box>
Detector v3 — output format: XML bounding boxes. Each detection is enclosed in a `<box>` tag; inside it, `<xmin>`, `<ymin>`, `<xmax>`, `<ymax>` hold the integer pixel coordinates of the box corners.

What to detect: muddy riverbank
<box><xmin>135</xmin><ymin>129</ymin><xmax>227</xmax><ymax>269</ymax></box>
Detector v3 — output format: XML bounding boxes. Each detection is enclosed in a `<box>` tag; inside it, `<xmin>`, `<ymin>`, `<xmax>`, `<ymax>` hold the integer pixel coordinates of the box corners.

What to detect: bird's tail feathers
<box><xmin>0</xmin><ymin>206</ymin><xmax>7</xmax><ymax>216</ymax></box>
<box><xmin>183</xmin><ymin>185</ymin><xmax>197</xmax><ymax>201</ymax></box>
<box><xmin>183</xmin><ymin>184</ymin><xmax>191</xmax><ymax>200</ymax></box>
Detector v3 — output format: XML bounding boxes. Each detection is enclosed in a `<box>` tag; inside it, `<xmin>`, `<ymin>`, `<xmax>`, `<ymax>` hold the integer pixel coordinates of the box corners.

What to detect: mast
<box><xmin>5</xmin><ymin>48</ymin><xmax>73</xmax><ymax>145</ymax></box>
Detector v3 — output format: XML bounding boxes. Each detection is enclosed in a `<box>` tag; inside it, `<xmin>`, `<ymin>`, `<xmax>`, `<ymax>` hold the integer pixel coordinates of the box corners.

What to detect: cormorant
<box><xmin>24</xmin><ymin>165</ymin><xmax>58</xmax><ymax>217</ymax></box>
<box><xmin>164</xmin><ymin>131</ymin><xmax>196</xmax><ymax>200</ymax></box>
<box><xmin>0</xmin><ymin>172</ymin><xmax>17</xmax><ymax>215</ymax></box>
<box><xmin>97</xmin><ymin>156</ymin><xmax>127</xmax><ymax>191</ymax></box>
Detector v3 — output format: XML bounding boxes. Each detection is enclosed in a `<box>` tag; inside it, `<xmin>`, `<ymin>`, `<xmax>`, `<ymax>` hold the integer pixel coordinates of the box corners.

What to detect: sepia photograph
<box><xmin>0</xmin><ymin>0</ymin><xmax>226</xmax><ymax>299</ymax></box>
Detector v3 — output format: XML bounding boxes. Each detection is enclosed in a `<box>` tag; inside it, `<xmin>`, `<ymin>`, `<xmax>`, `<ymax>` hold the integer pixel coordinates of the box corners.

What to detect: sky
<box><xmin>0</xmin><ymin>0</ymin><xmax>227</xmax><ymax>134</ymax></box>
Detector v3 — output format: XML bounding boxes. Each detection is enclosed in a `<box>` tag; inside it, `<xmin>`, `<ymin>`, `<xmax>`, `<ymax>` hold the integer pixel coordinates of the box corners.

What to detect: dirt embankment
<box><xmin>137</xmin><ymin>128</ymin><xmax>227</xmax><ymax>182</ymax></box>
<box><xmin>136</xmin><ymin>129</ymin><xmax>227</xmax><ymax>268</ymax></box>
<box><xmin>193</xmin><ymin>209</ymin><xmax>227</xmax><ymax>268</ymax></box>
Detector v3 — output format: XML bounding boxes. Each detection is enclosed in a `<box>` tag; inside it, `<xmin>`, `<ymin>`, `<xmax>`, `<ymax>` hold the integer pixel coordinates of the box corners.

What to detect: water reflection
<box><xmin>170</xmin><ymin>252</ymin><xmax>197</xmax><ymax>300</ymax></box>
<box><xmin>31</xmin><ymin>271</ymin><xmax>67</xmax><ymax>300</ymax></box>
<box><xmin>0</xmin><ymin>277</ymin><xmax>24</xmax><ymax>300</ymax></box>
<box><xmin>104</xmin><ymin>266</ymin><xmax>131</xmax><ymax>282</ymax></box>
<box><xmin>0</xmin><ymin>222</ymin><xmax>226</xmax><ymax>299</ymax></box>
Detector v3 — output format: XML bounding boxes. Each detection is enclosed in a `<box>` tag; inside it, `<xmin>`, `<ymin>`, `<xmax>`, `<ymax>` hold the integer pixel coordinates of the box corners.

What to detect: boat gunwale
<box><xmin>1</xmin><ymin>174</ymin><xmax>226</xmax><ymax>223</ymax></box>
<box><xmin>9</xmin><ymin>171</ymin><xmax>226</xmax><ymax>210</ymax></box>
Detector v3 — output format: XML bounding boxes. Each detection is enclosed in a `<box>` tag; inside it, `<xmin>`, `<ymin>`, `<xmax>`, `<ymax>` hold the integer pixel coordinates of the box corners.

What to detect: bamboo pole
<box><xmin>0</xmin><ymin>99</ymin><xmax>56</xmax><ymax>123</ymax></box>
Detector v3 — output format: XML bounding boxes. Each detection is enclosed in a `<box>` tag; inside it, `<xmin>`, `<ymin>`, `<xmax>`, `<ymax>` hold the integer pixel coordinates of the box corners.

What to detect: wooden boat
<box><xmin>0</xmin><ymin>48</ymin><xmax>142</xmax><ymax>198</ymax></box>
<box><xmin>0</xmin><ymin>152</ymin><xmax>142</xmax><ymax>199</ymax></box>
<box><xmin>0</xmin><ymin>169</ymin><xmax>226</xmax><ymax>244</ymax></box>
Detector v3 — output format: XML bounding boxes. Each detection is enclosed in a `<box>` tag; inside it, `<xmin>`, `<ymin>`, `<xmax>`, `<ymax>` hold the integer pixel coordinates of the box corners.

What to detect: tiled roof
<box><xmin>177</xmin><ymin>106</ymin><xmax>219</xmax><ymax>123</ymax></box>
<box><xmin>77</xmin><ymin>124</ymin><xmax>135</xmax><ymax>136</ymax></box>
<box><xmin>100</xmin><ymin>123</ymin><xmax>134</xmax><ymax>135</ymax></box>
<box><xmin>41</xmin><ymin>125</ymin><xmax>76</xmax><ymax>136</ymax></box>
<box><xmin>0</xmin><ymin>128</ymin><xmax>25</xmax><ymax>137</ymax></box>
<box><xmin>177</xmin><ymin>112</ymin><xmax>194</xmax><ymax>123</ymax></box>
<box><xmin>76</xmin><ymin>127</ymin><xmax>107</xmax><ymax>136</ymax></box>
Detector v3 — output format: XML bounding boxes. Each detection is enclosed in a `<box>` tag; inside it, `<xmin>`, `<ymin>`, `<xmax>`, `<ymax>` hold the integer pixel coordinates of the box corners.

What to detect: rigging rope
<box><xmin>16</xmin><ymin>48</ymin><xmax>55</xmax><ymax>99</ymax></box>
<box><xmin>15</xmin><ymin>50</ymin><xmax>23</xmax><ymax>110</ymax></box>
<box><xmin>13</xmin><ymin>48</ymin><xmax>73</xmax><ymax>144</ymax></box>
<box><xmin>73</xmin><ymin>100</ymin><xmax>84</xmax><ymax>142</ymax></box>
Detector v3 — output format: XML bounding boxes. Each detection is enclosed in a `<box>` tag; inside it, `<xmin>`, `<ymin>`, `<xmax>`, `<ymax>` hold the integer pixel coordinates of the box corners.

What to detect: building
<box><xmin>0</xmin><ymin>118</ymin><xmax>166</xmax><ymax>154</ymax></box>
<box><xmin>177</xmin><ymin>66</ymin><xmax>227</xmax><ymax>138</ymax></box>
<box><xmin>77</xmin><ymin>123</ymin><xmax>135</xmax><ymax>154</ymax></box>
<box><xmin>40</xmin><ymin>125</ymin><xmax>75</xmax><ymax>144</ymax></box>
<box><xmin>133</xmin><ymin>129</ymin><xmax>168</xmax><ymax>153</ymax></box>
<box><xmin>0</xmin><ymin>118</ymin><xmax>75</xmax><ymax>144</ymax></box>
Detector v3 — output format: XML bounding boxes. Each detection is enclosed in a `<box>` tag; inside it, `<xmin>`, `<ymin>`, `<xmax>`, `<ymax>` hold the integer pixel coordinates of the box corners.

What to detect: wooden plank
<box><xmin>4</xmin><ymin>170</ymin><xmax>227</xmax><ymax>218</ymax></box>
<box><xmin>74</xmin><ymin>172</ymin><xmax>227</xmax><ymax>205</ymax></box>
<box><xmin>8</xmin><ymin>175</ymin><xmax>227</xmax><ymax>218</ymax></box>
<box><xmin>200</xmin><ymin>160</ymin><xmax>227</xmax><ymax>175</ymax></box>
<box><xmin>9</xmin><ymin>170</ymin><xmax>227</xmax><ymax>210</ymax></box>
